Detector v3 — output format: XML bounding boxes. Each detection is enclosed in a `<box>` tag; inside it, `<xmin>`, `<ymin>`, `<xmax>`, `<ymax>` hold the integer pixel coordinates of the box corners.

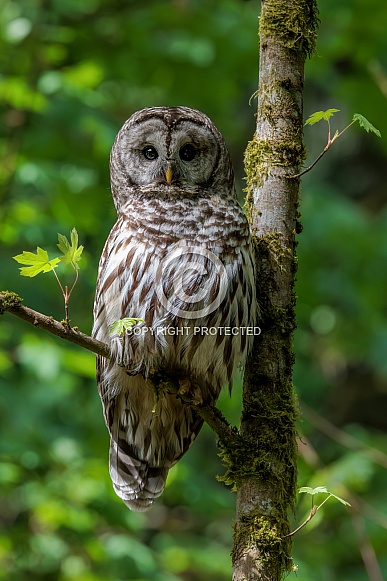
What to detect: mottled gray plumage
<box><xmin>93</xmin><ymin>106</ymin><xmax>256</xmax><ymax>511</ymax></box>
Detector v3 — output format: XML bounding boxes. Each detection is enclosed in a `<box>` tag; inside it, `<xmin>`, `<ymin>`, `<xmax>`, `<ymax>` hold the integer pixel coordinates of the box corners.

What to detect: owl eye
<box><xmin>142</xmin><ymin>146</ymin><xmax>158</xmax><ymax>160</ymax></box>
<box><xmin>179</xmin><ymin>144</ymin><xmax>197</xmax><ymax>161</ymax></box>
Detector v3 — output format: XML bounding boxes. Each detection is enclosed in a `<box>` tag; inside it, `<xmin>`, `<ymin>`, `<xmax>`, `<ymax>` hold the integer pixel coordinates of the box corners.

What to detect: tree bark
<box><xmin>232</xmin><ymin>1</ymin><xmax>319</xmax><ymax>579</ymax></box>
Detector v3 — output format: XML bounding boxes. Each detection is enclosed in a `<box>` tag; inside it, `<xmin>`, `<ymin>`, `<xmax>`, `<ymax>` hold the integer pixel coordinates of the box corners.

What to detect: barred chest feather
<box><xmin>93</xmin><ymin>193</ymin><xmax>255</xmax><ymax>393</ymax></box>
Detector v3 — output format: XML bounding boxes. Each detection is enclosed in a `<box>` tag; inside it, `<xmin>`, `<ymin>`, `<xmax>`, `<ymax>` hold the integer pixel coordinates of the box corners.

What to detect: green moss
<box><xmin>222</xmin><ymin>375</ymin><xmax>298</xmax><ymax>576</ymax></box>
<box><xmin>232</xmin><ymin>513</ymin><xmax>290</xmax><ymax>575</ymax></box>
<box><xmin>257</xmin><ymin>232</ymin><xmax>293</xmax><ymax>271</ymax></box>
<box><xmin>218</xmin><ymin>385</ymin><xmax>298</xmax><ymax>491</ymax></box>
<box><xmin>260</xmin><ymin>0</ymin><xmax>319</xmax><ymax>58</ymax></box>
<box><xmin>0</xmin><ymin>291</ymin><xmax>23</xmax><ymax>313</ymax></box>
<box><xmin>243</xmin><ymin>137</ymin><xmax>268</xmax><ymax>224</ymax></box>
<box><xmin>244</xmin><ymin>136</ymin><xmax>305</xmax><ymax>227</ymax></box>
<box><xmin>267</xmin><ymin>301</ymin><xmax>297</xmax><ymax>335</ymax></box>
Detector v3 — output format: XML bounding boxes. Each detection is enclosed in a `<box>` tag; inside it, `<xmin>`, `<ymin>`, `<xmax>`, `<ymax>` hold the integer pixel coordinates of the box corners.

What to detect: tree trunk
<box><xmin>232</xmin><ymin>1</ymin><xmax>319</xmax><ymax>579</ymax></box>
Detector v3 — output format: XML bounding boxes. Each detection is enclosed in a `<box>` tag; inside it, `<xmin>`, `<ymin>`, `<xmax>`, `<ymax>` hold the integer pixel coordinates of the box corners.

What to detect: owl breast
<box><xmin>94</xmin><ymin>191</ymin><xmax>255</xmax><ymax>395</ymax></box>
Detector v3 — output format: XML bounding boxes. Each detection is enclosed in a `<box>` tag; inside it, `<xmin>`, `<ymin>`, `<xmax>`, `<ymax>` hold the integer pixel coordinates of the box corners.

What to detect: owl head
<box><xmin>109</xmin><ymin>106</ymin><xmax>235</xmax><ymax>212</ymax></box>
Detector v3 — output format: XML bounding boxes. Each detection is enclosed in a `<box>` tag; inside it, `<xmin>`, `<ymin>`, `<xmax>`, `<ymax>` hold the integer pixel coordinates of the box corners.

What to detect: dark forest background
<box><xmin>1</xmin><ymin>1</ymin><xmax>387</xmax><ymax>579</ymax></box>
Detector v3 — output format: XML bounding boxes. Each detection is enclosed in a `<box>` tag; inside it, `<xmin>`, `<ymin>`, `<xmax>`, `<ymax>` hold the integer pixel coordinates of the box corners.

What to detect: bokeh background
<box><xmin>1</xmin><ymin>1</ymin><xmax>387</xmax><ymax>579</ymax></box>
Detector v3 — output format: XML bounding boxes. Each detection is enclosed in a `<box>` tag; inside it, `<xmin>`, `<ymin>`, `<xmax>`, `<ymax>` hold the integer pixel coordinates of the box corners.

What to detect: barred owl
<box><xmin>93</xmin><ymin>107</ymin><xmax>256</xmax><ymax>511</ymax></box>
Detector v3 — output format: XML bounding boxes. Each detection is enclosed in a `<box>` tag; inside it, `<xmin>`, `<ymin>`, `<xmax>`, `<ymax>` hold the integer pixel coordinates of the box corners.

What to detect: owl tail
<box><xmin>109</xmin><ymin>436</ymin><xmax>169</xmax><ymax>512</ymax></box>
<box><xmin>103</xmin><ymin>372</ymin><xmax>205</xmax><ymax>511</ymax></box>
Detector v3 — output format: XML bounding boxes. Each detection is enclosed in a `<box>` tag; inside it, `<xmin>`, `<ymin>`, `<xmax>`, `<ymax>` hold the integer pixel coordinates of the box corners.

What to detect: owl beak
<box><xmin>165</xmin><ymin>166</ymin><xmax>173</xmax><ymax>185</ymax></box>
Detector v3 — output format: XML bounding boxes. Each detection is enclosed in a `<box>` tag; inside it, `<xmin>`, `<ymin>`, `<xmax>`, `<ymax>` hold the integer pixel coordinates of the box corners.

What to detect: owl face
<box><xmin>110</xmin><ymin>107</ymin><xmax>234</xmax><ymax>208</ymax></box>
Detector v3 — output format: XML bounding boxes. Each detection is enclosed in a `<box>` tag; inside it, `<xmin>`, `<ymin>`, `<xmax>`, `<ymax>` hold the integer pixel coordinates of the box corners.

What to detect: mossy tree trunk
<box><xmin>232</xmin><ymin>1</ymin><xmax>319</xmax><ymax>579</ymax></box>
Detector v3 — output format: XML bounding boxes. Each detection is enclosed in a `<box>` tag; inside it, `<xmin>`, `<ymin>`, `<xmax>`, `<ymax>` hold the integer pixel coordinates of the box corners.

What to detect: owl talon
<box><xmin>178</xmin><ymin>379</ymin><xmax>190</xmax><ymax>396</ymax></box>
<box><xmin>178</xmin><ymin>379</ymin><xmax>203</xmax><ymax>406</ymax></box>
<box><xmin>191</xmin><ymin>385</ymin><xmax>203</xmax><ymax>406</ymax></box>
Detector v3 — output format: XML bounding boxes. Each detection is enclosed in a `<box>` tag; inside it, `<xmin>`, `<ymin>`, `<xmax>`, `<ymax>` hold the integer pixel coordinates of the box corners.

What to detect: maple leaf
<box><xmin>13</xmin><ymin>248</ymin><xmax>61</xmax><ymax>277</ymax></box>
<box><xmin>57</xmin><ymin>227</ymin><xmax>84</xmax><ymax>268</ymax></box>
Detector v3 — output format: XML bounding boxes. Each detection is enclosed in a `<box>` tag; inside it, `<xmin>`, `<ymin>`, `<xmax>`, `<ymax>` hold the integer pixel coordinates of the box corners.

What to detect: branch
<box><xmin>282</xmin><ymin>505</ymin><xmax>318</xmax><ymax>538</ymax></box>
<box><xmin>191</xmin><ymin>403</ymin><xmax>237</xmax><ymax>448</ymax></box>
<box><xmin>0</xmin><ymin>291</ymin><xmax>109</xmax><ymax>357</ymax></box>
<box><xmin>289</xmin><ymin>147</ymin><xmax>328</xmax><ymax>179</ymax></box>
<box><xmin>0</xmin><ymin>290</ymin><xmax>235</xmax><ymax>443</ymax></box>
<box><xmin>283</xmin><ymin>494</ymin><xmax>334</xmax><ymax>538</ymax></box>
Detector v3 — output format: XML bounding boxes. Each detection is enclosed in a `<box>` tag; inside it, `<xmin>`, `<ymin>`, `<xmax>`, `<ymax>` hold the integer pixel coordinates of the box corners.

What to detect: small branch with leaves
<box><xmin>13</xmin><ymin>228</ymin><xmax>83</xmax><ymax>327</ymax></box>
<box><xmin>290</xmin><ymin>110</ymin><xmax>381</xmax><ymax>179</ymax></box>
<box><xmin>283</xmin><ymin>486</ymin><xmax>351</xmax><ymax>538</ymax></box>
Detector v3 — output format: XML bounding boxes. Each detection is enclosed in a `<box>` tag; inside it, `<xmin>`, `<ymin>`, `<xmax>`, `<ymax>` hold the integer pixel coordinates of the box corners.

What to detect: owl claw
<box><xmin>178</xmin><ymin>379</ymin><xmax>203</xmax><ymax>406</ymax></box>
<box><xmin>191</xmin><ymin>387</ymin><xmax>204</xmax><ymax>406</ymax></box>
<box><xmin>178</xmin><ymin>379</ymin><xmax>190</xmax><ymax>396</ymax></box>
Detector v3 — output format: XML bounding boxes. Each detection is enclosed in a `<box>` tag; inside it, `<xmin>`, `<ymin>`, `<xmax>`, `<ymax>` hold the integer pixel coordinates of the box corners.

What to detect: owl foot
<box><xmin>178</xmin><ymin>378</ymin><xmax>190</xmax><ymax>395</ymax></box>
<box><xmin>178</xmin><ymin>379</ymin><xmax>203</xmax><ymax>406</ymax></box>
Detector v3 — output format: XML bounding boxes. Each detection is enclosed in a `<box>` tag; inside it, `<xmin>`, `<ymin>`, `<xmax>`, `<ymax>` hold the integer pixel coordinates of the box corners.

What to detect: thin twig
<box><xmin>289</xmin><ymin>148</ymin><xmax>328</xmax><ymax>179</ymax></box>
<box><xmin>335</xmin><ymin>120</ymin><xmax>356</xmax><ymax>141</ymax></box>
<box><xmin>68</xmin><ymin>265</ymin><xmax>79</xmax><ymax>298</ymax></box>
<box><xmin>290</xmin><ymin>119</ymin><xmax>357</xmax><ymax>180</ymax></box>
<box><xmin>52</xmin><ymin>267</ymin><xmax>66</xmax><ymax>297</ymax></box>
<box><xmin>283</xmin><ymin>494</ymin><xmax>333</xmax><ymax>538</ymax></box>
<box><xmin>283</xmin><ymin>505</ymin><xmax>318</xmax><ymax>538</ymax></box>
<box><xmin>51</xmin><ymin>267</ymin><xmax>70</xmax><ymax>324</ymax></box>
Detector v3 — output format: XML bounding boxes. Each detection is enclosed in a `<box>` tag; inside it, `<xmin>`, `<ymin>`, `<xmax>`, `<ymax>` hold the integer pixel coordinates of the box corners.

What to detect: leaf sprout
<box><xmin>13</xmin><ymin>228</ymin><xmax>83</xmax><ymax>326</ymax></box>
<box><xmin>109</xmin><ymin>318</ymin><xmax>145</xmax><ymax>336</ymax></box>
<box><xmin>283</xmin><ymin>486</ymin><xmax>351</xmax><ymax>538</ymax></box>
<box><xmin>291</xmin><ymin>109</ymin><xmax>381</xmax><ymax>179</ymax></box>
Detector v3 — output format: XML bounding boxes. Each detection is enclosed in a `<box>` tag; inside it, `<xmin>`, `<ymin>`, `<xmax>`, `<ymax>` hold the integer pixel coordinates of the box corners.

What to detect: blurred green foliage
<box><xmin>1</xmin><ymin>0</ymin><xmax>387</xmax><ymax>579</ymax></box>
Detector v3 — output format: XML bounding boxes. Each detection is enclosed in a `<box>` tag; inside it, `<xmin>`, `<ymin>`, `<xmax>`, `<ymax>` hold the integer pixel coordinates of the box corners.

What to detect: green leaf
<box><xmin>298</xmin><ymin>486</ymin><xmax>351</xmax><ymax>507</ymax></box>
<box><xmin>305</xmin><ymin>109</ymin><xmax>340</xmax><ymax>126</ymax></box>
<box><xmin>353</xmin><ymin>114</ymin><xmax>381</xmax><ymax>137</ymax></box>
<box><xmin>13</xmin><ymin>248</ymin><xmax>61</xmax><ymax>277</ymax></box>
<box><xmin>57</xmin><ymin>228</ymin><xmax>84</xmax><ymax>267</ymax></box>
<box><xmin>299</xmin><ymin>486</ymin><xmax>329</xmax><ymax>495</ymax></box>
<box><xmin>109</xmin><ymin>318</ymin><xmax>145</xmax><ymax>336</ymax></box>
<box><xmin>328</xmin><ymin>493</ymin><xmax>351</xmax><ymax>507</ymax></box>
